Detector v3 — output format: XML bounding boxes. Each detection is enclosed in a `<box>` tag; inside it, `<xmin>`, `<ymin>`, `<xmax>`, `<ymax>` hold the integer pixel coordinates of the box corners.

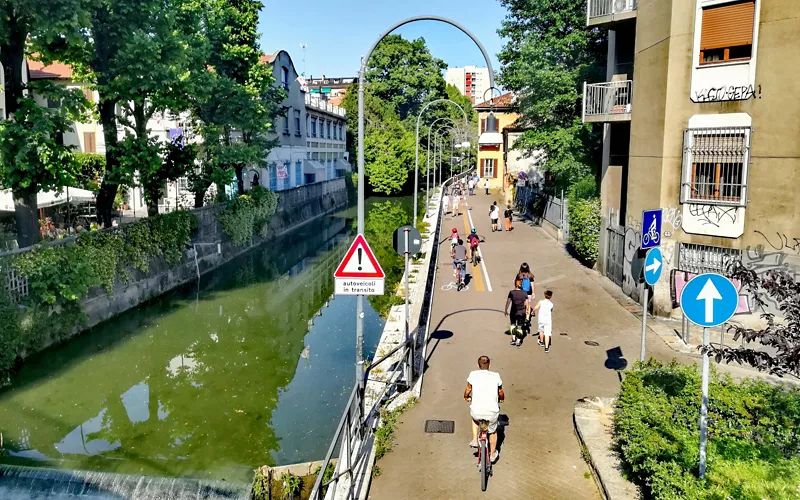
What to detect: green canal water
<box><xmin>0</xmin><ymin>196</ymin><xmax>419</xmax><ymax>483</ymax></box>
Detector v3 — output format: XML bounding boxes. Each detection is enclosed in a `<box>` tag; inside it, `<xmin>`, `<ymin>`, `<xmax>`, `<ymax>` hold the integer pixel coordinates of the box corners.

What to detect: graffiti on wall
<box><xmin>682</xmin><ymin>204</ymin><xmax>745</xmax><ymax>238</ymax></box>
<box><xmin>743</xmin><ymin>244</ymin><xmax>800</xmax><ymax>313</ymax></box>
<box><xmin>754</xmin><ymin>231</ymin><xmax>800</xmax><ymax>255</ymax></box>
<box><xmin>670</xmin><ymin>269</ymin><xmax>751</xmax><ymax>314</ymax></box>
<box><xmin>622</xmin><ymin>227</ymin><xmax>641</xmax><ymax>300</ymax></box>
<box><xmin>692</xmin><ymin>84</ymin><xmax>760</xmax><ymax>103</ymax></box>
<box><xmin>662</xmin><ymin>205</ymin><xmax>682</xmax><ymax>237</ymax></box>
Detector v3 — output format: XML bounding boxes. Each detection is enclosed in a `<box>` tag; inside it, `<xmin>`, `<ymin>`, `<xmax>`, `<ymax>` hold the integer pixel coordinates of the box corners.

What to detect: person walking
<box><xmin>504</xmin><ymin>204</ymin><xmax>513</xmax><ymax>231</ymax></box>
<box><xmin>505</xmin><ymin>278</ymin><xmax>531</xmax><ymax>347</ymax></box>
<box><xmin>442</xmin><ymin>191</ymin><xmax>450</xmax><ymax>216</ymax></box>
<box><xmin>484</xmin><ymin>178</ymin><xmax>490</xmax><ymax>195</ymax></box>
<box><xmin>468</xmin><ymin>177</ymin><xmax>475</xmax><ymax>196</ymax></box>
<box><xmin>464</xmin><ymin>356</ymin><xmax>504</xmax><ymax>464</ymax></box>
<box><xmin>452</xmin><ymin>186</ymin><xmax>461</xmax><ymax>216</ymax></box>
<box><xmin>516</xmin><ymin>262</ymin><xmax>535</xmax><ymax>306</ymax></box>
<box><xmin>490</xmin><ymin>202</ymin><xmax>500</xmax><ymax>232</ymax></box>
<box><xmin>534</xmin><ymin>290</ymin><xmax>555</xmax><ymax>353</ymax></box>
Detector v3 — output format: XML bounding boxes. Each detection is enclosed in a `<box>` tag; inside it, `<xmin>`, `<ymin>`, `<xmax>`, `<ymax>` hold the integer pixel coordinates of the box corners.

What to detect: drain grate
<box><xmin>584</xmin><ymin>341</ymin><xmax>600</xmax><ymax>346</ymax></box>
<box><xmin>424</xmin><ymin>420</ymin><xmax>455</xmax><ymax>434</ymax></box>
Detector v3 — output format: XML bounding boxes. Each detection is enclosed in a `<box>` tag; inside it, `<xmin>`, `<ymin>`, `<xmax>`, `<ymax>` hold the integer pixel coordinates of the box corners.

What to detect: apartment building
<box><xmin>445</xmin><ymin>66</ymin><xmax>491</xmax><ymax>104</ymax></box>
<box><xmin>306</xmin><ymin>76</ymin><xmax>355</xmax><ymax>100</ymax></box>
<box><xmin>586</xmin><ymin>0</ymin><xmax>800</xmax><ymax>320</ymax></box>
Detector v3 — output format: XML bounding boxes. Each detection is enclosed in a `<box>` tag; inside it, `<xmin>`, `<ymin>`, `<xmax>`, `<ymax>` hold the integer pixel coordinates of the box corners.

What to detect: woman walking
<box><xmin>504</xmin><ymin>204</ymin><xmax>513</xmax><ymax>231</ymax></box>
<box><xmin>516</xmin><ymin>262</ymin><xmax>535</xmax><ymax>308</ymax></box>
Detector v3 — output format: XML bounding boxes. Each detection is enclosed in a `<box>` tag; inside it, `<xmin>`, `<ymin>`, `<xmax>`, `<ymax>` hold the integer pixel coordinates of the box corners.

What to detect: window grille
<box><xmin>682</xmin><ymin>126</ymin><xmax>751</xmax><ymax>206</ymax></box>
<box><xmin>678</xmin><ymin>243</ymin><xmax>742</xmax><ymax>276</ymax></box>
<box><xmin>3</xmin><ymin>263</ymin><xmax>29</xmax><ymax>303</ymax></box>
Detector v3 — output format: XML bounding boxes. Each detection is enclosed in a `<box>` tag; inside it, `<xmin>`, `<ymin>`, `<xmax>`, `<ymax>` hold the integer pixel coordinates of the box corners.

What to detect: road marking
<box><xmin>535</xmin><ymin>274</ymin><xmax>567</xmax><ymax>286</ymax></box>
<box><xmin>458</xmin><ymin>211</ymin><xmax>485</xmax><ymax>292</ymax></box>
<box><xmin>465</xmin><ymin>209</ymin><xmax>493</xmax><ymax>292</ymax></box>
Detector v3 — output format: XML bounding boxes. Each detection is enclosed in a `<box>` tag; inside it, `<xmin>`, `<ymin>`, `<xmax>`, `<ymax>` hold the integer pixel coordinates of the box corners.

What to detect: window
<box><xmin>283</xmin><ymin>112</ymin><xmax>289</xmax><ymax>135</ymax></box>
<box><xmin>178</xmin><ymin>177</ymin><xmax>188</xmax><ymax>190</ymax></box>
<box><xmin>699</xmin><ymin>1</ymin><xmax>755</xmax><ymax>65</ymax></box>
<box><xmin>294</xmin><ymin>109</ymin><xmax>301</xmax><ymax>136</ymax></box>
<box><xmin>295</xmin><ymin>160</ymin><xmax>303</xmax><ymax>186</ymax></box>
<box><xmin>47</xmin><ymin>97</ymin><xmax>61</xmax><ymax>109</ymax></box>
<box><xmin>326</xmin><ymin>121</ymin><xmax>331</xmax><ymax>139</ymax></box>
<box><xmin>679</xmin><ymin>243</ymin><xmax>742</xmax><ymax>276</ymax></box>
<box><xmin>83</xmin><ymin>132</ymin><xmax>96</xmax><ymax>153</ymax></box>
<box><xmin>681</xmin><ymin>126</ymin><xmax>751</xmax><ymax>206</ymax></box>
<box><xmin>269</xmin><ymin>164</ymin><xmax>278</xmax><ymax>190</ymax></box>
<box><xmin>481</xmin><ymin>158</ymin><xmax>496</xmax><ymax>178</ymax></box>
<box><xmin>339</xmin><ymin>124</ymin><xmax>344</xmax><ymax>140</ymax></box>
<box><xmin>306</xmin><ymin>116</ymin><xmax>310</xmax><ymax>137</ymax></box>
<box><xmin>333</xmin><ymin>123</ymin><xmax>337</xmax><ymax>140</ymax></box>
<box><xmin>311</xmin><ymin>117</ymin><xmax>317</xmax><ymax>137</ymax></box>
<box><xmin>281</xmin><ymin>66</ymin><xmax>290</xmax><ymax>90</ymax></box>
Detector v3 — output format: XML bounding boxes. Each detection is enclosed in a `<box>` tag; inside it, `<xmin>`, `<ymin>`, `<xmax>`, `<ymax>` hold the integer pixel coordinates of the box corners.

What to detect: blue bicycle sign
<box><xmin>641</xmin><ymin>209</ymin><xmax>662</xmax><ymax>249</ymax></box>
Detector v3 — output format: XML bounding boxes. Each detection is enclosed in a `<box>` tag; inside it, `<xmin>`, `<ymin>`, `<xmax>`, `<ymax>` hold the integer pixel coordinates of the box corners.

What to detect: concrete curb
<box><xmin>573</xmin><ymin>397</ymin><xmax>640</xmax><ymax>500</ymax></box>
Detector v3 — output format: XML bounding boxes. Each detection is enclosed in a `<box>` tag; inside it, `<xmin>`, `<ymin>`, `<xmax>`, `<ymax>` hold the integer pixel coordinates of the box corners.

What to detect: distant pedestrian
<box><xmin>468</xmin><ymin>178</ymin><xmax>475</xmax><ymax>196</ymax></box>
<box><xmin>490</xmin><ymin>202</ymin><xmax>500</xmax><ymax>232</ymax></box>
<box><xmin>442</xmin><ymin>193</ymin><xmax>450</xmax><ymax>216</ymax></box>
<box><xmin>534</xmin><ymin>290</ymin><xmax>555</xmax><ymax>353</ymax></box>
<box><xmin>505</xmin><ymin>278</ymin><xmax>531</xmax><ymax>347</ymax></box>
<box><xmin>504</xmin><ymin>204</ymin><xmax>513</xmax><ymax>231</ymax></box>
<box><xmin>484</xmin><ymin>179</ymin><xmax>490</xmax><ymax>195</ymax></box>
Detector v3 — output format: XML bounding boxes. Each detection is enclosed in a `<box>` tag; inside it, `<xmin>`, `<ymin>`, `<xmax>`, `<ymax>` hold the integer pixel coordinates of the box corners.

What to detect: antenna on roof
<box><xmin>300</xmin><ymin>43</ymin><xmax>307</xmax><ymax>76</ymax></box>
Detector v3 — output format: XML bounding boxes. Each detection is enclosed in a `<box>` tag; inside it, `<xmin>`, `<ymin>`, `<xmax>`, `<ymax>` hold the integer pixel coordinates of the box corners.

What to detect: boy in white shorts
<box><xmin>534</xmin><ymin>290</ymin><xmax>554</xmax><ymax>353</ymax></box>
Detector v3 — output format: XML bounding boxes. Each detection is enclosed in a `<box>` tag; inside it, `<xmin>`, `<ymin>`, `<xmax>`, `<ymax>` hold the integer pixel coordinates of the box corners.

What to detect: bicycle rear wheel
<box><xmin>480</xmin><ymin>442</ymin><xmax>488</xmax><ymax>491</ymax></box>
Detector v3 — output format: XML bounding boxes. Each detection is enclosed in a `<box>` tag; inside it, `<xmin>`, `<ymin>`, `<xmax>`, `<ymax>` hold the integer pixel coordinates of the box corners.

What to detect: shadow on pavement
<box><xmin>605</xmin><ymin>346</ymin><xmax>628</xmax><ymax>372</ymax></box>
<box><xmin>424</xmin><ymin>309</ymin><xmax>507</xmax><ymax>373</ymax></box>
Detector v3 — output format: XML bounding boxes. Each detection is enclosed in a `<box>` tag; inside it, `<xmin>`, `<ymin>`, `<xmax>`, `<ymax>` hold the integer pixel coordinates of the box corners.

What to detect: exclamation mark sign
<box><xmin>357</xmin><ymin>248</ymin><xmax>363</xmax><ymax>271</ymax></box>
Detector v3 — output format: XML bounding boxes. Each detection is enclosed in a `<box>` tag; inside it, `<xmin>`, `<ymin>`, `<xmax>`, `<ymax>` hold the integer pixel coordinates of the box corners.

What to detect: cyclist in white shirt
<box><xmin>464</xmin><ymin>356</ymin><xmax>504</xmax><ymax>463</ymax></box>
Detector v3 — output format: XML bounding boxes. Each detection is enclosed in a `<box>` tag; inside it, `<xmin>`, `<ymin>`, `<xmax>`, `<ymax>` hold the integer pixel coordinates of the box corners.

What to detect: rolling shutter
<box><xmin>701</xmin><ymin>1</ymin><xmax>755</xmax><ymax>51</ymax></box>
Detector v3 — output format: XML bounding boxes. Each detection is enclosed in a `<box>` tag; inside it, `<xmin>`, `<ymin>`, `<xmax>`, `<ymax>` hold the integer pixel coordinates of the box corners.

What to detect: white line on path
<box><xmin>466</xmin><ymin>208</ymin><xmax>493</xmax><ymax>292</ymax></box>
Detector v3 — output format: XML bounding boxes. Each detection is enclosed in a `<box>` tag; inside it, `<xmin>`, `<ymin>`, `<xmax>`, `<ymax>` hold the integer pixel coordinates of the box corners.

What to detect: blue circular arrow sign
<box><xmin>679</xmin><ymin>273</ymin><xmax>739</xmax><ymax>327</ymax></box>
<box><xmin>644</xmin><ymin>248</ymin><xmax>663</xmax><ymax>286</ymax></box>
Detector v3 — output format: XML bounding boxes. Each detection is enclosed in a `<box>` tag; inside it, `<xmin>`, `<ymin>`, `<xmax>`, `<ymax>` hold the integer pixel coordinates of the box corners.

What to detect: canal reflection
<box><xmin>0</xmin><ymin>214</ymin><xmax>385</xmax><ymax>482</ymax></box>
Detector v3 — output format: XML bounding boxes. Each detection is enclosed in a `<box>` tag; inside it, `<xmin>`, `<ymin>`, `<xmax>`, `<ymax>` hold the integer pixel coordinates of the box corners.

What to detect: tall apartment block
<box><xmin>585</xmin><ymin>0</ymin><xmax>800</xmax><ymax>321</ymax></box>
<box><xmin>445</xmin><ymin>66</ymin><xmax>491</xmax><ymax>104</ymax></box>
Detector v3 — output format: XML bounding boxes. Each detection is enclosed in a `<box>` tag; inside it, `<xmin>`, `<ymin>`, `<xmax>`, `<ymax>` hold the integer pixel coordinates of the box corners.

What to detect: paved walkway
<box><xmin>369</xmin><ymin>192</ymin><xmax>686</xmax><ymax>500</ymax></box>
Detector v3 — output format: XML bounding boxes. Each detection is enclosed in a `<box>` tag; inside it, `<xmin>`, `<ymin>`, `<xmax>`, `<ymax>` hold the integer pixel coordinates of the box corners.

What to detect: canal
<box><xmin>0</xmin><ymin>196</ymin><xmax>419</xmax><ymax>484</ymax></box>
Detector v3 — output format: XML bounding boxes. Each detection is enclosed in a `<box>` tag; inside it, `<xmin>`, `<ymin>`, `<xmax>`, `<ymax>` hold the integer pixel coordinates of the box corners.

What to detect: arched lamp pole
<box><xmin>426</xmin><ymin>116</ymin><xmax>457</xmax><ymax>212</ymax></box>
<box><xmin>355</xmin><ymin>16</ymin><xmax>495</xmax><ymax>382</ymax></box>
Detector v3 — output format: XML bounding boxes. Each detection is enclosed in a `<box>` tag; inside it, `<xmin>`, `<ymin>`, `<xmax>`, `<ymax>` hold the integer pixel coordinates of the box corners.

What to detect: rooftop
<box><xmin>27</xmin><ymin>60</ymin><xmax>73</xmax><ymax>80</ymax></box>
<box><xmin>475</xmin><ymin>92</ymin><xmax>514</xmax><ymax>109</ymax></box>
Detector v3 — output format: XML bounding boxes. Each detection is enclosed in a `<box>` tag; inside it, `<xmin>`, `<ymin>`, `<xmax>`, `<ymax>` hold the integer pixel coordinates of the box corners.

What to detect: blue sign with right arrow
<box><xmin>643</xmin><ymin>248</ymin><xmax>663</xmax><ymax>286</ymax></box>
<box><xmin>679</xmin><ymin>273</ymin><xmax>739</xmax><ymax>327</ymax></box>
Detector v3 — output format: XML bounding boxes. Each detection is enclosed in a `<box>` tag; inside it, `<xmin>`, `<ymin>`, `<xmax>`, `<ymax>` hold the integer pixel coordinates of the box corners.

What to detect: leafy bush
<box><xmin>217</xmin><ymin>186</ymin><xmax>279</xmax><ymax>246</ymax></box>
<box><xmin>615</xmin><ymin>360</ymin><xmax>800</xmax><ymax>499</ymax></box>
<box><xmin>0</xmin><ymin>210</ymin><xmax>197</xmax><ymax>380</ymax></box>
<box><xmin>567</xmin><ymin>197</ymin><xmax>600</xmax><ymax>264</ymax></box>
<box><xmin>567</xmin><ymin>174</ymin><xmax>598</xmax><ymax>203</ymax></box>
<box><xmin>73</xmin><ymin>152</ymin><xmax>105</xmax><ymax>192</ymax></box>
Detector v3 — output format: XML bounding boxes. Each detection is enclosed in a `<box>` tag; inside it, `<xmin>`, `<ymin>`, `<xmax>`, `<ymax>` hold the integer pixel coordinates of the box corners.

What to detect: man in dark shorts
<box><xmin>504</xmin><ymin>278</ymin><xmax>530</xmax><ymax>347</ymax></box>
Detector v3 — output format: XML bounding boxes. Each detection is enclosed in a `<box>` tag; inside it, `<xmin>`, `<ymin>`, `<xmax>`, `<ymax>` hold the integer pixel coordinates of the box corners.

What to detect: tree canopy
<box><xmin>497</xmin><ymin>0</ymin><xmax>606</xmax><ymax>191</ymax></box>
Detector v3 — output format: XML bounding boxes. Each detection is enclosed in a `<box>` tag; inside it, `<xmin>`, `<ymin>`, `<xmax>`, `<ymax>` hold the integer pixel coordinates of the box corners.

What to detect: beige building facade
<box><xmin>586</xmin><ymin>0</ymin><xmax>800</xmax><ymax>319</ymax></box>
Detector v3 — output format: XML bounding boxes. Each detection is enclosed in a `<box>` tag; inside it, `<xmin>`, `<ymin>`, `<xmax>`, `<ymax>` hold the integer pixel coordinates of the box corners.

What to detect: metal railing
<box><xmin>305</xmin><ymin>94</ymin><xmax>346</xmax><ymax>117</ymax></box>
<box><xmin>583</xmin><ymin>80</ymin><xmax>633</xmax><ymax>120</ymax></box>
<box><xmin>588</xmin><ymin>0</ymin><xmax>637</xmax><ymax>19</ymax></box>
<box><xmin>309</xmin><ymin>172</ymin><xmax>471</xmax><ymax>500</ymax></box>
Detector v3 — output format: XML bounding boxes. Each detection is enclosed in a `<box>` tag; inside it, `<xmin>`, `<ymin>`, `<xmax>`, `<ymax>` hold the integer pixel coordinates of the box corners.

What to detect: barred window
<box><xmin>679</xmin><ymin>243</ymin><xmax>742</xmax><ymax>276</ymax></box>
<box><xmin>681</xmin><ymin>126</ymin><xmax>751</xmax><ymax>206</ymax></box>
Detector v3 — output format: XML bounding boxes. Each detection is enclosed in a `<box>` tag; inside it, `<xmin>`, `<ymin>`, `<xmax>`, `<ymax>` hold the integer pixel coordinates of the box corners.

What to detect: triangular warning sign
<box><xmin>334</xmin><ymin>234</ymin><xmax>385</xmax><ymax>279</ymax></box>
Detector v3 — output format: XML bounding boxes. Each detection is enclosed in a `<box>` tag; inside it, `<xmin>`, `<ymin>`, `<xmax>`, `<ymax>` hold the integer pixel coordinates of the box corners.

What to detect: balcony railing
<box><xmin>582</xmin><ymin>81</ymin><xmax>633</xmax><ymax>122</ymax></box>
<box><xmin>305</xmin><ymin>94</ymin><xmax>346</xmax><ymax>117</ymax></box>
<box><xmin>587</xmin><ymin>0</ymin><xmax>637</xmax><ymax>23</ymax></box>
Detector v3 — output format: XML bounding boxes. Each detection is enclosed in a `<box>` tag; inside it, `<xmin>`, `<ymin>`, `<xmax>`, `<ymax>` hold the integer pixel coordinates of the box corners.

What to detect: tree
<box><xmin>0</xmin><ymin>0</ymin><xmax>89</xmax><ymax>246</ymax></box>
<box><xmin>497</xmin><ymin>0</ymin><xmax>606</xmax><ymax>191</ymax></box>
<box><xmin>0</xmin><ymin>82</ymin><xmax>90</xmax><ymax>246</ymax></box>
<box><xmin>365</xmin><ymin>35</ymin><xmax>447</xmax><ymax>121</ymax></box>
<box><xmin>706</xmin><ymin>262</ymin><xmax>800</xmax><ymax>379</ymax></box>
<box><xmin>189</xmin><ymin>0</ymin><xmax>284</xmax><ymax>205</ymax></box>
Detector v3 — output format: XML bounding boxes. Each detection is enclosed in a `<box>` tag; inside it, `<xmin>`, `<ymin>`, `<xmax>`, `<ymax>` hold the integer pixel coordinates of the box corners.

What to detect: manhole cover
<box><xmin>424</xmin><ymin>420</ymin><xmax>455</xmax><ymax>434</ymax></box>
<box><xmin>560</xmin><ymin>333</ymin><xmax>568</xmax><ymax>336</ymax></box>
<box><xmin>584</xmin><ymin>341</ymin><xmax>600</xmax><ymax>346</ymax></box>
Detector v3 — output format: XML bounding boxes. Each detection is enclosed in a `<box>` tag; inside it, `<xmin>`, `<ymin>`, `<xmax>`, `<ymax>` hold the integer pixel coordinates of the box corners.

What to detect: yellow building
<box><xmin>476</xmin><ymin>94</ymin><xmax>519</xmax><ymax>192</ymax></box>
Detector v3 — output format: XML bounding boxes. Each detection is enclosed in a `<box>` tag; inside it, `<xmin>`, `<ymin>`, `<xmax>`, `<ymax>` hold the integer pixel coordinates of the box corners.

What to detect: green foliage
<box><xmin>0</xmin><ymin>211</ymin><xmax>197</xmax><ymax>379</ymax></box>
<box><xmin>498</xmin><ymin>0</ymin><xmax>606</xmax><ymax>191</ymax></box>
<box><xmin>217</xmin><ymin>186</ymin><xmax>279</xmax><ymax>246</ymax></box>
<box><xmin>615</xmin><ymin>360</ymin><xmax>800</xmax><ymax>499</ymax></box>
<box><xmin>251</xmin><ymin>467</ymin><xmax>270</xmax><ymax>500</ymax></box>
<box><xmin>364</xmin><ymin>123</ymin><xmax>416</xmax><ymax>195</ymax></box>
<box><xmin>280</xmin><ymin>472</ymin><xmax>301</xmax><ymax>499</ymax></box>
<box><xmin>373</xmin><ymin>397</ymin><xmax>418</xmax><ymax>476</ymax></box>
<box><xmin>73</xmin><ymin>153</ymin><xmax>106</xmax><ymax>192</ymax></box>
<box><xmin>567</xmin><ymin>198</ymin><xmax>600</xmax><ymax>264</ymax></box>
<box><xmin>568</xmin><ymin>175</ymin><xmax>599</xmax><ymax>203</ymax></box>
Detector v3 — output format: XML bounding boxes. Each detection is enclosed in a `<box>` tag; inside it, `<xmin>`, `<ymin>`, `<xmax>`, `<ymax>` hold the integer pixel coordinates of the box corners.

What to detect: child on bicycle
<box><xmin>467</xmin><ymin>228</ymin><xmax>481</xmax><ymax>265</ymax></box>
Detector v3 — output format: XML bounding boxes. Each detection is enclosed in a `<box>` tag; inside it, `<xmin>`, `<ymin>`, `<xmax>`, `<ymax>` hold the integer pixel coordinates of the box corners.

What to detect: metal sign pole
<box><xmin>404</xmin><ymin>227</ymin><xmax>412</xmax><ymax>384</ymax></box>
<box><xmin>699</xmin><ymin>326</ymin><xmax>710</xmax><ymax>477</ymax></box>
<box><xmin>640</xmin><ymin>284</ymin><xmax>648</xmax><ymax>361</ymax></box>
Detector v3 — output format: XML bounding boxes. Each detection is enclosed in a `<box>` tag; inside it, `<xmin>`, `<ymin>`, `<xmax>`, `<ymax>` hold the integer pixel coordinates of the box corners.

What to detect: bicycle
<box><xmin>477</xmin><ymin>418</ymin><xmax>492</xmax><ymax>491</ymax></box>
<box><xmin>642</xmin><ymin>219</ymin><xmax>660</xmax><ymax>246</ymax></box>
<box><xmin>455</xmin><ymin>260</ymin><xmax>466</xmax><ymax>291</ymax></box>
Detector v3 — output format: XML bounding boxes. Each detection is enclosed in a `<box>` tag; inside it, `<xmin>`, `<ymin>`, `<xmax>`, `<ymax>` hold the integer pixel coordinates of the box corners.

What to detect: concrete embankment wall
<box><xmin>35</xmin><ymin>178</ymin><xmax>348</xmax><ymax>352</ymax></box>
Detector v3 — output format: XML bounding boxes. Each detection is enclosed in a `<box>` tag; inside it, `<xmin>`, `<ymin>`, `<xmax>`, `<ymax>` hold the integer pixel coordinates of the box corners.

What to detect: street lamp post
<box><xmin>426</xmin><ymin>117</ymin><xmax>457</xmax><ymax>213</ymax></box>
<box><xmin>414</xmin><ymin>99</ymin><xmax>468</xmax><ymax>226</ymax></box>
<box><xmin>357</xmin><ymin>16</ymin><xmax>495</xmax><ymax>386</ymax></box>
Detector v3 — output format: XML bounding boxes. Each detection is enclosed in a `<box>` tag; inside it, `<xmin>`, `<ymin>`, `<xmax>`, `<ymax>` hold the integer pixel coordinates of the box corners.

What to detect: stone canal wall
<box><xmin>36</xmin><ymin>178</ymin><xmax>348</xmax><ymax>352</ymax></box>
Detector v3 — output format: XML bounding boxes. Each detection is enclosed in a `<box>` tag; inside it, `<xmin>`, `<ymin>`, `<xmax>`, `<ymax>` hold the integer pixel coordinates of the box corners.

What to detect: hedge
<box><xmin>567</xmin><ymin>197</ymin><xmax>600</xmax><ymax>264</ymax></box>
<box><xmin>615</xmin><ymin>360</ymin><xmax>800</xmax><ymax>499</ymax></box>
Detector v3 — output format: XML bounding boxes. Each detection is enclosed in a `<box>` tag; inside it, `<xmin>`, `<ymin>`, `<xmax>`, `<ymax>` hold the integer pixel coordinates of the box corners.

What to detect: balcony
<box><xmin>582</xmin><ymin>81</ymin><xmax>632</xmax><ymax>123</ymax></box>
<box><xmin>587</xmin><ymin>0</ymin><xmax>637</xmax><ymax>27</ymax></box>
<box><xmin>305</xmin><ymin>94</ymin><xmax>346</xmax><ymax>118</ymax></box>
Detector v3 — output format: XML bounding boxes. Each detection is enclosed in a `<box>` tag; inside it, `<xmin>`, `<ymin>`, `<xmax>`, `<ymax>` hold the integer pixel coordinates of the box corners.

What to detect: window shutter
<box><xmin>701</xmin><ymin>1</ymin><xmax>755</xmax><ymax>51</ymax></box>
<box><xmin>479</xmin><ymin>159</ymin><xmax>485</xmax><ymax>177</ymax></box>
<box><xmin>493</xmin><ymin>160</ymin><xmax>499</xmax><ymax>178</ymax></box>
<box><xmin>83</xmin><ymin>132</ymin><xmax>96</xmax><ymax>153</ymax></box>
<box><xmin>481</xmin><ymin>118</ymin><xmax>486</xmax><ymax>133</ymax></box>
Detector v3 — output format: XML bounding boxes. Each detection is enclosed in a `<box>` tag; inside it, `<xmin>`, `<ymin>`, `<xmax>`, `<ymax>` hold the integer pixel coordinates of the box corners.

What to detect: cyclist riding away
<box><xmin>453</xmin><ymin>238</ymin><xmax>468</xmax><ymax>286</ymax></box>
<box><xmin>465</xmin><ymin>355</ymin><xmax>504</xmax><ymax>464</ymax></box>
<box><xmin>467</xmin><ymin>228</ymin><xmax>481</xmax><ymax>266</ymax></box>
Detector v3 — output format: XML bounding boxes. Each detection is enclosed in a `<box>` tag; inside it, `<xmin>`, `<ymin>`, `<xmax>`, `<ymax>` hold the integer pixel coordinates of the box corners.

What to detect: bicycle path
<box><xmin>368</xmin><ymin>191</ymin><xmax>684</xmax><ymax>499</ymax></box>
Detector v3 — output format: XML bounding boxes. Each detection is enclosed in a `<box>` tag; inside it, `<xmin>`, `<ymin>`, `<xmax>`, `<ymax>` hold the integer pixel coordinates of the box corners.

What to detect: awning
<box><xmin>304</xmin><ymin>160</ymin><xmax>324</xmax><ymax>174</ymax></box>
<box><xmin>0</xmin><ymin>187</ymin><xmax>96</xmax><ymax>213</ymax></box>
<box><xmin>335</xmin><ymin>159</ymin><xmax>352</xmax><ymax>172</ymax></box>
<box><xmin>478</xmin><ymin>132</ymin><xmax>503</xmax><ymax>145</ymax></box>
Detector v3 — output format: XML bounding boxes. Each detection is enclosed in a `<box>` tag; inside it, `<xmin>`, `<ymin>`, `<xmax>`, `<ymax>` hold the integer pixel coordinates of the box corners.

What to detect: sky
<box><xmin>258</xmin><ymin>0</ymin><xmax>509</xmax><ymax>79</ymax></box>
